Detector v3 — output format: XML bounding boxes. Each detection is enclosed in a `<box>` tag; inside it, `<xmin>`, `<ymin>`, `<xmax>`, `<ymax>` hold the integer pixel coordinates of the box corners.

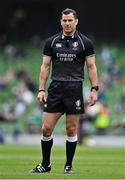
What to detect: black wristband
<box><xmin>90</xmin><ymin>86</ymin><xmax>99</xmax><ymax>91</ymax></box>
<box><xmin>38</xmin><ymin>89</ymin><xmax>45</xmax><ymax>92</ymax></box>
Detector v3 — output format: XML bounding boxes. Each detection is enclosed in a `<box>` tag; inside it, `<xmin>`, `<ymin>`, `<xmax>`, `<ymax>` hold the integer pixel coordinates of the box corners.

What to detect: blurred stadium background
<box><xmin>0</xmin><ymin>0</ymin><xmax>125</xmax><ymax>146</ymax></box>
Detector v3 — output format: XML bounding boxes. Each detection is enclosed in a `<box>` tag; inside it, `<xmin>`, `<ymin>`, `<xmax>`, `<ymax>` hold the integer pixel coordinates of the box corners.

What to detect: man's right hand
<box><xmin>37</xmin><ymin>91</ymin><xmax>46</xmax><ymax>103</ymax></box>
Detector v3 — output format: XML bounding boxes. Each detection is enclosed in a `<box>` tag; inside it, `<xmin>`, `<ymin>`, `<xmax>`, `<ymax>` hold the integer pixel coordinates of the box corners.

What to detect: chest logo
<box><xmin>75</xmin><ymin>99</ymin><xmax>81</xmax><ymax>110</ymax></box>
<box><xmin>72</xmin><ymin>42</ymin><xmax>78</xmax><ymax>48</ymax></box>
<box><xmin>55</xmin><ymin>43</ymin><xmax>62</xmax><ymax>48</ymax></box>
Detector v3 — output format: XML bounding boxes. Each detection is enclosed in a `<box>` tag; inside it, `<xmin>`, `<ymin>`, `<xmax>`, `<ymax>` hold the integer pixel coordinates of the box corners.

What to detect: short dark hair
<box><xmin>61</xmin><ymin>8</ymin><xmax>78</xmax><ymax>19</ymax></box>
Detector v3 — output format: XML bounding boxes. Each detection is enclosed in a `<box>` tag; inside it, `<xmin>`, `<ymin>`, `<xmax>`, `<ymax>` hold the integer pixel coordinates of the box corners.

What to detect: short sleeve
<box><xmin>43</xmin><ymin>38</ymin><xmax>52</xmax><ymax>56</ymax></box>
<box><xmin>84</xmin><ymin>39</ymin><xmax>95</xmax><ymax>57</ymax></box>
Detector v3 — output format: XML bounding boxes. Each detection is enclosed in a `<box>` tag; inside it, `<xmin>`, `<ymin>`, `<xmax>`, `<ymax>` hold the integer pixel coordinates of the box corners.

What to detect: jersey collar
<box><xmin>59</xmin><ymin>31</ymin><xmax>78</xmax><ymax>39</ymax></box>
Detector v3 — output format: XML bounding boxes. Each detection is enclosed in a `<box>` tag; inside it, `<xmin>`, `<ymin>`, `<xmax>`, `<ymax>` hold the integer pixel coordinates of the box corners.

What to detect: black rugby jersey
<box><xmin>43</xmin><ymin>31</ymin><xmax>95</xmax><ymax>81</ymax></box>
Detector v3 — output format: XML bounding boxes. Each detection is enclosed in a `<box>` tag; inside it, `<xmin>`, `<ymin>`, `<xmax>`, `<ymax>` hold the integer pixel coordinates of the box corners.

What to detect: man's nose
<box><xmin>66</xmin><ymin>21</ymin><xmax>69</xmax><ymax>25</ymax></box>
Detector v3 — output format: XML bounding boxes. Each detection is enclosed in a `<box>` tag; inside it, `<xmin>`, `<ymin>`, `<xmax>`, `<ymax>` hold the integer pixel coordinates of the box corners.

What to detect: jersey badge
<box><xmin>72</xmin><ymin>42</ymin><xmax>78</xmax><ymax>48</ymax></box>
<box><xmin>75</xmin><ymin>99</ymin><xmax>81</xmax><ymax>110</ymax></box>
<box><xmin>55</xmin><ymin>43</ymin><xmax>62</xmax><ymax>48</ymax></box>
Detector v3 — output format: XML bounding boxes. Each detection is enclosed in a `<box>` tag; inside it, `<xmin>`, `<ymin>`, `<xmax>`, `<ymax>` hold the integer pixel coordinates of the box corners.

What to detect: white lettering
<box><xmin>56</xmin><ymin>53</ymin><xmax>76</xmax><ymax>61</ymax></box>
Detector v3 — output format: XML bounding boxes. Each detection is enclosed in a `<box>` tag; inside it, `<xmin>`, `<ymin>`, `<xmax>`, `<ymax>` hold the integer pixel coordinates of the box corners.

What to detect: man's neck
<box><xmin>63</xmin><ymin>30</ymin><xmax>76</xmax><ymax>37</ymax></box>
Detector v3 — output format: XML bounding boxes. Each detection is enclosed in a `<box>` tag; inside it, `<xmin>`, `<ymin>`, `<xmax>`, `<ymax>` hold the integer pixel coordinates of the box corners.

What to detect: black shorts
<box><xmin>44</xmin><ymin>81</ymin><xmax>84</xmax><ymax>114</ymax></box>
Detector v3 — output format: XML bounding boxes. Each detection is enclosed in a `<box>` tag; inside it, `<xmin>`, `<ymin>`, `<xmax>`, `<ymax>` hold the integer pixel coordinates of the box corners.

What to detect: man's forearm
<box><xmin>88</xmin><ymin>64</ymin><xmax>98</xmax><ymax>86</ymax></box>
<box><xmin>39</xmin><ymin>64</ymin><xmax>49</xmax><ymax>90</ymax></box>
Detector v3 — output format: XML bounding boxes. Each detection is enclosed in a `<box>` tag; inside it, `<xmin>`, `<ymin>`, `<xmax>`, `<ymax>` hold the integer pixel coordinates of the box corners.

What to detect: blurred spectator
<box><xmin>107</xmin><ymin>62</ymin><xmax>124</xmax><ymax>79</ymax></box>
<box><xmin>4</xmin><ymin>44</ymin><xmax>16</xmax><ymax>59</ymax></box>
<box><xmin>13</xmin><ymin>101</ymin><xmax>27</xmax><ymax>117</ymax></box>
<box><xmin>15</xmin><ymin>69</ymin><xmax>36</xmax><ymax>92</ymax></box>
<box><xmin>0</xmin><ymin>129</ymin><xmax>5</xmax><ymax>143</ymax></box>
<box><xmin>78</xmin><ymin>113</ymin><xmax>94</xmax><ymax>145</ymax></box>
<box><xmin>0</xmin><ymin>69</ymin><xmax>15</xmax><ymax>90</ymax></box>
<box><xmin>116</xmin><ymin>95</ymin><xmax>125</xmax><ymax>113</ymax></box>
<box><xmin>0</xmin><ymin>112</ymin><xmax>16</xmax><ymax>122</ymax></box>
<box><xmin>94</xmin><ymin>102</ymin><xmax>110</xmax><ymax>135</ymax></box>
<box><xmin>111</xmin><ymin>119</ymin><xmax>123</xmax><ymax>135</ymax></box>
<box><xmin>4</xmin><ymin>44</ymin><xmax>27</xmax><ymax>60</ymax></box>
<box><xmin>98</xmin><ymin>81</ymin><xmax>108</xmax><ymax>103</ymax></box>
<box><xmin>0</xmin><ymin>101</ymin><xmax>17</xmax><ymax>122</ymax></box>
<box><xmin>0</xmin><ymin>80</ymin><xmax>35</xmax><ymax>122</ymax></box>
<box><xmin>99</xmin><ymin>73</ymin><xmax>112</xmax><ymax>89</ymax></box>
<box><xmin>78</xmin><ymin>102</ymin><xmax>100</xmax><ymax>145</ymax></box>
<box><xmin>12</xmin><ymin>81</ymin><xmax>35</xmax><ymax>105</ymax></box>
<box><xmin>26</xmin><ymin>105</ymin><xmax>43</xmax><ymax>134</ymax></box>
<box><xmin>100</xmin><ymin>43</ymin><xmax>113</xmax><ymax>70</ymax></box>
<box><xmin>12</xmin><ymin>128</ymin><xmax>21</xmax><ymax>141</ymax></box>
<box><xmin>110</xmin><ymin>43</ymin><xmax>119</xmax><ymax>61</ymax></box>
<box><xmin>0</xmin><ymin>77</ymin><xmax>8</xmax><ymax>90</ymax></box>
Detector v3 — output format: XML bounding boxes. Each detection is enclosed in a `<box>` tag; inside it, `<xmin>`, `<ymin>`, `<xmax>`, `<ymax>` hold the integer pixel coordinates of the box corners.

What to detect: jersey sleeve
<box><xmin>43</xmin><ymin>38</ymin><xmax>52</xmax><ymax>56</ymax></box>
<box><xmin>84</xmin><ymin>38</ymin><xmax>95</xmax><ymax>57</ymax></box>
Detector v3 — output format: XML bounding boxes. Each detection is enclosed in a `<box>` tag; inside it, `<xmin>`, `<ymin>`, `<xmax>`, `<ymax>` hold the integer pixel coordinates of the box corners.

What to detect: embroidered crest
<box><xmin>55</xmin><ymin>43</ymin><xmax>62</xmax><ymax>48</ymax></box>
<box><xmin>72</xmin><ymin>42</ymin><xmax>78</xmax><ymax>48</ymax></box>
<box><xmin>75</xmin><ymin>100</ymin><xmax>81</xmax><ymax>110</ymax></box>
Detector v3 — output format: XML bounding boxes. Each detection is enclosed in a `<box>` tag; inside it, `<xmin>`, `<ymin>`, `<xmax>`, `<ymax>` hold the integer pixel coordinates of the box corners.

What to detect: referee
<box><xmin>32</xmin><ymin>8</ymin><xmax>98</xmax><ymax>173</ymax></box>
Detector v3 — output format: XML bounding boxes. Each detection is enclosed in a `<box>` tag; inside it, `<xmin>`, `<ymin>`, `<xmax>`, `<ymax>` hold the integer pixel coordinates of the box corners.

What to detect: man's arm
<box><xmin>86</xmin><ymin>55</ymin><xmax>98</xmax><ymax>106</ymax></box>
<box><xmin>37</xmin><ymin>55</ymin><xmax>51</xmax><ymax>103</ymax></box>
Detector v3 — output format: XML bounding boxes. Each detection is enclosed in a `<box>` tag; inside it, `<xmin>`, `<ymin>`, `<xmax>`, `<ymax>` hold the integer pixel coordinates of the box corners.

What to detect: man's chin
<box><xmin>65</xmin><ymin>29</ymin><xmax>72</xmax><ymax>32</ymax></box>
<box><xmin>64</xmin><ymin>29</ymin><xmax>73</xmax><ymax>34</ymax></box>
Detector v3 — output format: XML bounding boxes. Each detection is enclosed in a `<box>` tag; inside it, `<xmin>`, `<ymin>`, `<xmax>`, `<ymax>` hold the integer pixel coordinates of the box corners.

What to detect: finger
<box><xmin>89</xmin><ymin>100</ymin><xmax>97</xmax><ymax>106</ymax></box>
<box><xmin>37</xmin><ymin>96</ymin><xmax>44</xmax><ymax>103</ymax></box>
<box><xmin>89</xmin><ymin>103</ymin><xmax>95</xmax><ymax>106</ymax></box>
<box><xmin>43</xmin><ymin>96</ymin><xmax>46</xmax><ymax>102</ymax></box>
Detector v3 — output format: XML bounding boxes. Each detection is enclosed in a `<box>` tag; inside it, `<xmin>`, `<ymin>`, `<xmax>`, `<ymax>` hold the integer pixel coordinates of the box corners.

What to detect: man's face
<box><xmin>61</xmin><ymin>13</ymin><xmax>78</xmax><ymax>35</ymax></box>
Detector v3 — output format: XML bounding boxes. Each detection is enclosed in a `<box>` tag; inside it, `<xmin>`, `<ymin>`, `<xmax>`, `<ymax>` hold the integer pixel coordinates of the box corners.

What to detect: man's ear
<box><xmin>76</xmin><ymin>18</ymin><xmax>79</xmax><ymax>26</ymax></box>
<box><xmin>60</xmin><ymin>19</ymin><xmax>62</xmax><ymax>26</ymax></box>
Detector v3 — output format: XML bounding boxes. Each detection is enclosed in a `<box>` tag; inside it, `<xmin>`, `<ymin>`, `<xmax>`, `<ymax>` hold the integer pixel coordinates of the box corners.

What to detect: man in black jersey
<box><xmin>32</xmin><ymin>8</ymin><xmax>98</xmax><ymax>174</ymax></box>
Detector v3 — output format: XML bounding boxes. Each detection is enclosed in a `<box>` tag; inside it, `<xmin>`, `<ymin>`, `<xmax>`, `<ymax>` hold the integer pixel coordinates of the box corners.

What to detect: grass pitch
<box><xmin>0</xmin><ymin>144</ymin><xmax>125</xmax><ymax>179</ymax></box>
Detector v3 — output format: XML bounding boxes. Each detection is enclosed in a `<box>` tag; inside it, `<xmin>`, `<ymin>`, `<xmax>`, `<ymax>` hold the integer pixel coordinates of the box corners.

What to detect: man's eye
<box><xmin>63</xmin><ymin>19</ymin><xmax>73</xmax><ymax>23</ymax></box>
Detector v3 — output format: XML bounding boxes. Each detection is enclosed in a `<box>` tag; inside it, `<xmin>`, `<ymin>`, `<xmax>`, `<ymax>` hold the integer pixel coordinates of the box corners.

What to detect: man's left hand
<box><xmin>88</xmin><ymin>90</ymin><xmax>98</xmax><ymax>106</ymax></box>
